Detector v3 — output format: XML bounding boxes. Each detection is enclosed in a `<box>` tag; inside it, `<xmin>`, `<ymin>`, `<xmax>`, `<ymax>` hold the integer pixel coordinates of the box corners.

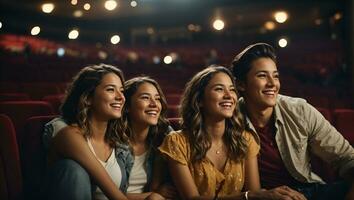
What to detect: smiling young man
<box><xmin>231</xmin><ymin>43</ymin><xmax>354</xmax><ymax>200</ymax></box>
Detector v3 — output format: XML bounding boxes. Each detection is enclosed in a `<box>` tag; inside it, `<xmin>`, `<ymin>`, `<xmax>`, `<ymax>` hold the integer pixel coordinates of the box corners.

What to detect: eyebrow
<box><xmin>139</xmin><ymin>92</ymin><xmax>160</xmax><ymax>96</ymax></box>
<box><xmin>210</xmin><ymin>83</ymin><xmax>234</xmax><ymax>88</ymax></box>
<box><xmin>255</xmin><ymin>70</ymin><xmax>279</xmax><ymax>74</ymax></box>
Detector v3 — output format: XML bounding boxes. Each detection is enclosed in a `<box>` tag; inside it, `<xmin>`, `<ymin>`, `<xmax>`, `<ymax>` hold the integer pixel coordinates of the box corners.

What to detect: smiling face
<box><xmin>201</xmin><ymin>72</ymin><xmax>237</xmax><ymax>121</ymax></box>
<box><xmin>90</xmin><ymin>73</ymin><xmax>125</xmax><ymax>120</ymax></box>
<box><xmin>127</xmin><ymin>82</ymin><xmax>162</xmax><ymax>127</ymax></box>
<box><xmin>243</xmin><ymin>57</ymin><xmax>280</xmax><ymax>110</ymax></box>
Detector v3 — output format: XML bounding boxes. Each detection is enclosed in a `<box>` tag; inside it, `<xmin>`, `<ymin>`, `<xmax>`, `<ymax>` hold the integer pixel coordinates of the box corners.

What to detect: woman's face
<box><xmin>128</xmin><ymin>82</ymin><xmax>162</xmax><ymax>127</ymax></box>
<box><xmin>200</xmin><ymin>72</ymin><xmax>237</xmax><ymax>121</ymax></box>
<box><xmin>90</xmin><ymin>73</ymin><xmax>125</xmax><ymax>121</ymax></box>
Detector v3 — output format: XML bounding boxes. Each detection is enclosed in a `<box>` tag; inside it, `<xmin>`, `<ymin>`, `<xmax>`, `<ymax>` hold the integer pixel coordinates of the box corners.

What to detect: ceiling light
<box><xmin>42</xmin><ymin>3</ymin><xmax>55</xmax><ymax>13</ymax></box>
<box><xmin>71</xmin><ymin>0</ymin><xmax>78</xmax><ymax>5</ymax></box>
<box><xmin>0</xmin><ymin>22</ymin><xmax>2</xmax><ymax>29</ymax></box>
<box><xmin>213</xmin><ymin>19</ymin><xmax>225</xmax><ymax>31</ymax></box>
<box><xmin>264</xmin><ymin>21</ymin><xmax>275</xmax><ymax>30</ymax></box>
<box><xmin>83</xmin><ymin>3</ymin><xmax>91</xmax><ymax>10</ymax></box>
<box><xmin>278</xmin><ymin>38</ymin><xmax>288</xmax><ymax>48</ymax></box>
<box><xmin>31</xmin><ymin>26</ymin><xmax>41</xmax><ymax>35</ymax></box>
<box><xmin>274</xmin><ymin>11</ymin><xmax>288</xmax><ymax>23</ymax></box>
<box><xmin>110</xmin><ymin>35</ymin><xmax>120</xmax><ymax>44</ymax></box>
<box><xmin>105</xmin><ymin>0</ymin><xmax>117</xmax><ymax>11</ymax></box>
<box><xmin>68</xmin><ymin>29</ymin><xmax>79</xmax><ymax>40</ymax></box>
<box><xmin>163</xmin><ymin>55</ymin><xmax>172</xmax><ymax>64</ymax></box>
<box><xmin>130</xmin><ymin>1</ymin><xmax>137</xmax><ymax>7</ymax></box>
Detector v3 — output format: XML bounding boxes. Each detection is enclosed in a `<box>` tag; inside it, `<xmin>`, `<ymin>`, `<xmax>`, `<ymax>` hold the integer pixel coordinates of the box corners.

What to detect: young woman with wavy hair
<box><xmin>121</xmin><ymin>76</ymin><xmax>175</xmax><ymax>200</ymax></box>
<box><xmin>42</xmin><ymin>64</ymin><xmax>128</xmax><ymax>200</ymax></box>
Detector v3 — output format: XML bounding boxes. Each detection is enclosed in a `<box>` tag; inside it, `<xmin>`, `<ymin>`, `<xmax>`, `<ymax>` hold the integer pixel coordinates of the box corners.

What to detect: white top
<box><xmin>87</xmin><ymin>139</ymin><xmax>122</xmax><ymax>200</ymax></box>
<box><xmin>127</xmin><ymin>152</ymin><xmax>148</xmax><ymax>193</ymax></box>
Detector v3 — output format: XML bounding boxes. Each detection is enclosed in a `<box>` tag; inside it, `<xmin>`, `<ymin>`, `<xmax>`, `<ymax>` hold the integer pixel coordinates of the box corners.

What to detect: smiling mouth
<box><xmin>145</xmin><ymin>110</ymin><xmax>159</xmax><ymax>117</ymax></box>
<box><xmin>110</xmin><ymin>103</ymin><xmax>122</xmax><ymax>109</ymax></box>
<box><xmin>219</xmin><ymin>102</ymin><xmax>233</xmax><ymax>109</ymax></box>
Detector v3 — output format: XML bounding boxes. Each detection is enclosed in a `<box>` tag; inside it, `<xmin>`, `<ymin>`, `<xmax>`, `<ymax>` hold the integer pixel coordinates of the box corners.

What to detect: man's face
<box><xmin>242</xmin><ymin>57</ymin><xmax>280</xmax><ymax>110</ymax></box>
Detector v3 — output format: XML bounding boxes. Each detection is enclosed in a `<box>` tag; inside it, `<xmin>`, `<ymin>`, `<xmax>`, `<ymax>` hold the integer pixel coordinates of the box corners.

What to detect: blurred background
<box><xmin>0</xmin><ymin>1</ymin><xmax>354</xmax><ymax>200</ymax></box>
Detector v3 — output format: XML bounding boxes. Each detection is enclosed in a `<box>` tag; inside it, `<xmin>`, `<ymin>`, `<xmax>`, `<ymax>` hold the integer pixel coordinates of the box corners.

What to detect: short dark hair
<box><xmin>231</xmin><ymin>43</ymin><xmax>276</xmax><ymax>83</ymax></box>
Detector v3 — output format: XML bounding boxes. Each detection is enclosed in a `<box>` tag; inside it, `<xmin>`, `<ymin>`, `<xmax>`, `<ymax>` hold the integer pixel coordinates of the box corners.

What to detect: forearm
<box><xmin>127</xmin><ymin>192</ymin><xmax>152</xmax><ymax>200</ymax></box>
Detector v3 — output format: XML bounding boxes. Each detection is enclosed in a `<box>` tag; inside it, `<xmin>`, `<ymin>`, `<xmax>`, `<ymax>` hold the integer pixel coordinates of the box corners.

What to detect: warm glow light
<box><xmin>147</xmin><ymin>27</ymin><xmax>154</xmax><ymax>34</ymax></box>
<box><xmin>130</xmin><ymin>1</ymin><xmax>137</xmax><ymax>7</ymax></box>
<box><xmin>71</xmin><ymin>0</ymin><xmax>78</xmax><ymax>5</ymax></box>
<box><xmin>105</xmin><ymin>0</ymin><xmax>117</xmax><ymax>11</ymax></box>
<box><xmin>264</xmin><ymin>21</ymin><xmax>275</xmax><ymax>30</ymax></box>
<box><xmin>334</xmin><ymin>12</ymin><xmax>342</xmax><ymax>20</ymax></box>
<box><xmin>213</xmin><ymin>19</ymin><xmax>225</xmax><ymax>31</ymax></box>
<box><xmin>68</xmin><ymin>29</ymin><xmax>79</xmax><ymax>39</ymax></box>
<box><xmin>278</xmin><ymin>38</ymin><xmax>288</xmax><ymax>48</ymax></box>
<box><xmin>274</xmin><ymin>11</ymin><xmax>288</xmax><ymax>23</ymax></box>
<box><xmin>0</xmin><ymin>22</ymin><xmax>2</xmax><ymax>29</ymax></box>
<box><xmin>110</xmin><ymin>35</ymin><xmax>120</xmax><ymax>44</ymax></box>
<box><xmin>42</xmin><ymin>3</ymin><xmax>55</xmax><ymax>13</ymax></box>
<box><xmin>73</xmin><ymin>10</ymin><xmax>83</xmax><ymax>17</ymax></box>
<box><xmin>315</xmin><ymin>19</ymin><xmax>322</xmax><ymax>25</ymax></box>
<box><xmin>163</xmin><ymin>56</ymin><xmax>172</xmax><ymax>64</ymax></box>
<box><xmin>83</xmin><ymin>3</ymin><xmax>91</xmax><ymax>10</ymax></box>
<box><xmin>31</xmin><ymin>26</ymin><xmax>41</xmax><ymax>35</ymax></box>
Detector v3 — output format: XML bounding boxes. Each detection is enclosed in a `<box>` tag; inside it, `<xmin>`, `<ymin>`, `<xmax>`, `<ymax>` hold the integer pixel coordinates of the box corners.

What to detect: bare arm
<box><xmin>52</xmin><ymin>126</ymin><xmax>128</xmax><ymax>200</ymax></box>
<box><xmin>127</xmin><ymin>192</ymin><xmax>152</xmax><ymax>200</ymax></box>
<box><xmin>244</xmin><ymin>155</ymin><xmax>261</xmax><ymax>191</ymax></box>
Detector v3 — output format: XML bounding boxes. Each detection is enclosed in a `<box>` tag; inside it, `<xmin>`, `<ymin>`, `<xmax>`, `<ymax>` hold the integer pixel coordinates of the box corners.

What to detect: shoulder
<box><xmin>53</xmin><ymin>125</ymin><xmax>84</xmax><ymax>141</ymax></box>
<box><xmin>164</xmin><ymin>130</ymin><xmax>189</xmax><ymax>144</ymax></box>
<box><xmin>277</xmin><ymin>94</ymin><xmax>314</xmax><ymax>115</ymax></box>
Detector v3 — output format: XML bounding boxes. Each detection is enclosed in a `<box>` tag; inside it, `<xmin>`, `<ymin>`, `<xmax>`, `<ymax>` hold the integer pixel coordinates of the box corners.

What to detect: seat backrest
<box><xmin>42</xmin><ymin>94</ymin><xmax>65</xmax><ymax>115</ymax></box>
<box><xmin>0</xmin><ymin>93</ymin><xmax>30</xmax><ymax>101</ymax></box>
<box><xmin>333</xmin><ymin>109</ymin><xmax>354</xmax><ymax>144</ymax></box>
<box><xmin>0</xmin><ymin>101</ymin><xmax>54</xmax><ymax>143</ymax></box>
<box><xmin>315</xmin><ymin>107</ymin><xmax>333</xmax><ymax>124</ymax></box>
<box><xmin>20</xmin><ymin>115</ymin><xmax>56</xmax><ymax>200</ymax></box>
<box><xmin>0</xmin><ymin>114</ymin><xmax>23</xmax><ymax>200</ymax></box>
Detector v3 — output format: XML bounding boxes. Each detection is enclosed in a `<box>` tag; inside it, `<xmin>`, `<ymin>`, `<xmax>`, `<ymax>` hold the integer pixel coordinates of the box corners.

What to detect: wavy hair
<box><xmin>122</xmin><ymin>76</ymin><xmax>170</xmax><ymax>150</ymax></box>
<box><xmin>180</xmin><ymin>66</ymin><xmax>247</xmax><ymax>163</ymax></box>
<box><xmin>60</xmin><ymin>63</ymin><xmax>128</xmax><ymax>146</ymax></box>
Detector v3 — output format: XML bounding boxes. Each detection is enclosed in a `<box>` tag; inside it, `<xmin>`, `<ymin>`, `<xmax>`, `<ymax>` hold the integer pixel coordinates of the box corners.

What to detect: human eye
<box><xmin>214</xmin><ymin>86</ymin><xmax>223</xmax><ymax>91</ymax></box>
<box><xmin>155</xmin><ymin>96</ymin><xmax>161</xmax><ymax>101</ymax></box>
<box><xmin>106</xmin><ymin>87</ymin><xmax>115</xmax><ymax>92</ymax></box>
<box><xmin>274</xmin><ymin>73</ymin><xmax>280</xmax><ymax>79</ymax></box>
<box><xmin>140</xmin><ymin>95</ymin><xmax>150</xmax><ymax>100</ymax></box>
<box><xmin>257</xmin><ymin>73</ymin><xmax>266</xmax><ymax>78</ymax></box>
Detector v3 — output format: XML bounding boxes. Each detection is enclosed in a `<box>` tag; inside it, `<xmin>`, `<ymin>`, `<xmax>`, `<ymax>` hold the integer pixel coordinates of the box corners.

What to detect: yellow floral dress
<box><xmin>158</xmin><ymin>130</ymin><xmax>259</xmax><ymax>196</ymax></box>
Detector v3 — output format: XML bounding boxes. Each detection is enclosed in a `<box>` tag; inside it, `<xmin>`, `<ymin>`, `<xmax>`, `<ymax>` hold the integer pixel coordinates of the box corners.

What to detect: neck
<box><xmin>204</xmin><ymin>118</ymin><xmax>225</xmax><ymax>142</ymax></box>
<box><xmin>89</xmin><ymin>117</ymin><xmax>108</xmax><ymax>142</ymax></box>
<box><xmin>130</xmin><ymin>122</ymin><xmax>149</xmax><ymax>144</ymax></box>
<box><xmin>245</xmin><ymin>102</ymin><xmax>273</xmax><ymax>128</ymax></box>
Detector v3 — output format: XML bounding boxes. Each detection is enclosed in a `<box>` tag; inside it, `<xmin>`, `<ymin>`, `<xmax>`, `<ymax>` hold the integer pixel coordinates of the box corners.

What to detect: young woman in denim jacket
<box><xmin>120</xmin><ymin>76</ymin><xmax>175</xmax><ymax>200</ymax></box>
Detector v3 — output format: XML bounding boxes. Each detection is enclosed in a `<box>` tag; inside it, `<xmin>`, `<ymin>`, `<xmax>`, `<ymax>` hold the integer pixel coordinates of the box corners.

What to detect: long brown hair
<box><xmin>60</xmin><ymin>63</ymin><xmax>128</xmax><ymax>145</ymax></box>
<box><xmin>180</xmin><ymin>66</ymin><xmax>247</xmax><ymax>163</ymax></box>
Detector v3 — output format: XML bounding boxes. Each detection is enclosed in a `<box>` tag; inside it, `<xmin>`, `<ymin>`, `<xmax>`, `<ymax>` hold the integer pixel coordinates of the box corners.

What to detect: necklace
<box><xmin>214</xmin><ymin>142</ymin><xmax>223</xmax><ymax>154</ymax></box>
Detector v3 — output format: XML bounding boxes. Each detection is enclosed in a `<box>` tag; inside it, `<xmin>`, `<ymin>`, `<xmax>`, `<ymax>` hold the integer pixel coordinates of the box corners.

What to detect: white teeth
<box><xmin>146</xmin><ymin>111</ymin><xmax>158</xmax><ymax>115</ymax></box>
<box><xmin>111</xmin><ymin>103</ymin><xmax>121</xmax><ymax>108</ymax></box>
<box><xmin>220</xmin><ymin>102</ymin><xmax>232</xmax><ymax>107</ymax></box>
<box><xmin>263</xmin><ymin>90</ymin><xmax>275</xmax><ymax>95</ymax></box>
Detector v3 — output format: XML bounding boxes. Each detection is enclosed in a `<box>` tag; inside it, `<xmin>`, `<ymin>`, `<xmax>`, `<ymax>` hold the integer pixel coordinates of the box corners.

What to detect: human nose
<box><xmin>149</xmin><ymin>98</ymin><xmax>157</xmax><ymax>107</ymax></box>
<box><xmin>266</xmin><ymin>76</ymin><xmax>275</xmax><ymax>86</ymax></box>
<box><xmin>115</xmin><ymin>90</ymin><xmax>125</xmax><ymax>102</ymax></box>
<box><xmin>223</xmin><ymin>89</ymin><xmax>232</xmax><ymax>99</ymax></box>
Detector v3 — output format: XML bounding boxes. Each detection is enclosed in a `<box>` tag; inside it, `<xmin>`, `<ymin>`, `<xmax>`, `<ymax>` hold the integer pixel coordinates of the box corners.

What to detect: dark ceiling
<box><xmin>0</xmin><ymin>0</ymin><xmax>344</xmax><ymax>43</ymax></box>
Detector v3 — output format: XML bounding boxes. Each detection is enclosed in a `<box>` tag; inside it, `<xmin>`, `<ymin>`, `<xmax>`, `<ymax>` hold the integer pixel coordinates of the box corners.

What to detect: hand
<box><xmin>250</xmin><ymin>185</ymin><xmax>307</xmax><ymax>200</ymax></box>
<box><xmin>156</xmin><ymin>184</ymin><xmax>177</xmax><ymax>199</ymax></box>
<box><xmin>145</xmin><ymin>192</ymin><xmax>165</xmax><ymax>200</ymax></box>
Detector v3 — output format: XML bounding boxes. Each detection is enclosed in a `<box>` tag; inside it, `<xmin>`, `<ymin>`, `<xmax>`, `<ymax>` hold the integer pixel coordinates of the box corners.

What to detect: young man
<box><xmin>231</xmin><ymin>43</ymin><xmax>354</xmax><ymax>200</ymax></box>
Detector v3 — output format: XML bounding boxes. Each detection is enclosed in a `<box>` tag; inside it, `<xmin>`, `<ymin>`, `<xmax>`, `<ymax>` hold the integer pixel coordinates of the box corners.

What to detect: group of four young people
<box><xmin>41</xmin><ymin>43</ymin><xmax>354</xmax><ymax>200</ymax></box>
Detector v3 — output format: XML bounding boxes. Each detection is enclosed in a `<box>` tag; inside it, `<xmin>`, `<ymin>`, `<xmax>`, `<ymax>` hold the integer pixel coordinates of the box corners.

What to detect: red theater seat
<box><xmin>0</xmin><ymin>114</ymin><xmax>23</xmax><ymax>200</ymax></box>
<box><xmin>167</xmin><ymin>105</ymin><xmax>180</xmax><ymax>118</ymax></box>
<box><xmin>0</xmin><ymin>93</ymin><xmax>30</xmax><ymax>101</ymax></box>
<box><xmin>315</xmin><ymin>107</ymin><xmax>333</xmax><ymax>124</ymax></box>
<box><xmin>333</xmin><ymin>109</ymin><xmax>354</xmax><ymax>144</ymax></box>
<box><xmin>42</xmin><ymin>94</ymin><xmax>65</xmax><ymax>114</ymax></box>
<box><xmin>20</xmin><ymin>115</ymin><xmax>56</xmax><ymax>200</ymax></box>
<box><xmin>0</xmin><ymin>101</ymin><xmax>55</xmax><ymax>143</ymax></box>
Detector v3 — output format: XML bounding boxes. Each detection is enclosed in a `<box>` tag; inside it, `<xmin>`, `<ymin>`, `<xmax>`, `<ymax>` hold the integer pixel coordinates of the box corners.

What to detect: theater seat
<box><xmin>315</xmin><ymin>107</ymin><xmax>333</xmax><ymax>124</ymax></box>
<box><xmin>0</xmin><ymin>101</ymin><xmax>54</xmax><ymax>143</ymax></box>
<box><xmin>0</xmin><ymin>114</ymin><xmax>23</xmax><ymax>200</ymax></box>
<box><xmin>20</xmin><ymin>115</ymin><xmax>56</xmax><ymax>200</ymax></box>
<box><xmin>167</xmin><ymin>105</ymin><xmax>180</xmax><ymax>118</ymax></box>
<box><xmin>0</xmin><ymin>93</ymin><xmax>30</xmax><ymax>101</ymax></box>
<box><xmin>333</xmin><ymin>109</ymin><xmax>354</xmax><ymax>144</ymax></box>
<box><xmin>42</xmin><ymin>94</ymin><xmax>65</xmax><ymax>114</ymax></box>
